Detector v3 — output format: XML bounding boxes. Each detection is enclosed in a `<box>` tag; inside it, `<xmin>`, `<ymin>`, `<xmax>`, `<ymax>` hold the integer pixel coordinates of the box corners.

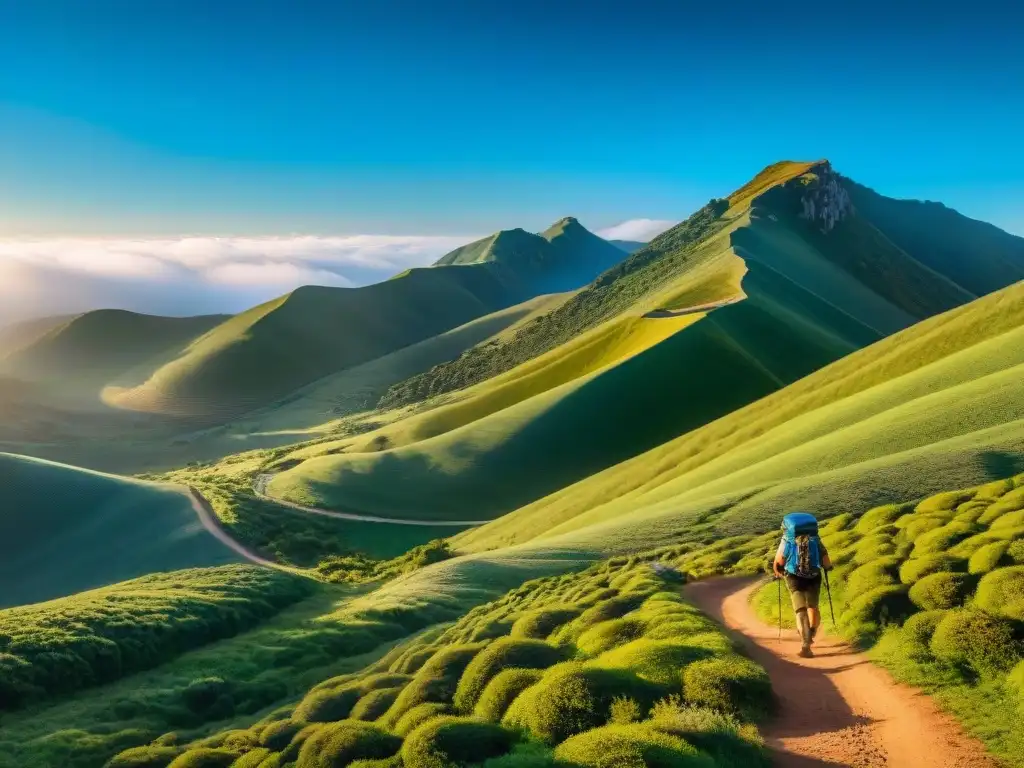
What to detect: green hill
<box><xmin>0</xmin><ymin>313</ymin><xmax>74</xmax><ymax>359</ymax></box>
<box><xmin>455</xmin><ymin>279</ymin><xmax>1024</xmax><ymax>554</ymax></box>
<box><xmin>266</xmin><ymin>160</ymin><xmax>1011</xmax><ymax>522</ymax></box>
<box><xmin>1</xmin><ymin>309</ymin><xmax>229</xmax><ymax>401</ymax></box>
<box><xmin>0</xmin><ymin>452</ymin><xmax>243</xmax><ymax>607</ymax></box>
<box><xmin>434</xmin><ymin>217</ymin><xmax>629</xmax><ymax>294</ymax></box>
<box><xmin>106</xmin><ymin>227</ymin><xmax>617</xmax><ymax>420</ymax></box>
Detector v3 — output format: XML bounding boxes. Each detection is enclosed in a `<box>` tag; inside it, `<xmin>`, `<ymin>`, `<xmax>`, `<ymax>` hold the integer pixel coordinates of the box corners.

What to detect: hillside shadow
<box><xmin>981</xmin><ymin>449</ymin><xmax>1024</xmax><ymax>480</ymax></box>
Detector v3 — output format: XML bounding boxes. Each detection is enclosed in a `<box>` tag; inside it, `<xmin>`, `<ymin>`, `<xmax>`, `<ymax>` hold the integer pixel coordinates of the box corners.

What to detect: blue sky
<box><xmin>0</xmin><ymin>0</ymin><xmax>1022</xmax><ymax>317</ymax></box>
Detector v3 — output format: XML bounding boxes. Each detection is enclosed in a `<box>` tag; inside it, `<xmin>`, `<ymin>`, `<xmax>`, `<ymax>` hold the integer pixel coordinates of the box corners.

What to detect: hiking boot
<box><xmin>798</xmin><ymin>644</ymin><xmax>814</xmax><ymax>658</ymax></box>
<box><xmin>809</xmin><ymin>625</ymin><xmax>819</xmax><ymax>644</ymax></box>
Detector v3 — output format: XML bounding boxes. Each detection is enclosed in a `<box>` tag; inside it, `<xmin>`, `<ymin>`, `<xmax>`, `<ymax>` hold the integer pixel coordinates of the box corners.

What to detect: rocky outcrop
<box><xmin>799</xmin><ymin>163</ymin><xmax>852</xmax><ymax>232</ymax></box>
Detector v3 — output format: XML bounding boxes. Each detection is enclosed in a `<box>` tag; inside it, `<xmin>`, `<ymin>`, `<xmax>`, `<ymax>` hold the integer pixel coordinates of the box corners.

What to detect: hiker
<box><xmin>772</xmin><ymin>512</ymin><xmax>833</xmax><ymax>658</ymax></box>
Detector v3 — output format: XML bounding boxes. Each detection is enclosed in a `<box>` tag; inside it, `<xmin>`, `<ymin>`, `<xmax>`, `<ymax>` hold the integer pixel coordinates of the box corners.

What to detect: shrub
<box><xmin>854</xmin><ymin>504</ymin><xmax>908</xmax><ymax>534</ymax></box>
<box><xmin>992</xmin><ymin>510</ymin><xmax>1024</xmax><ymax>531</ymax></box>
<box><xmin>165</xmin><ymin>750</ymin><xmax>237</xmax><ymax>768</ymax></box>
<box><xmin>839</xmin><ymin>586</ymin><xmax>914</xmax><ymax>642</ymax></box>
<box><xmin>293</xmin><ymin>687</ymin><xmax>361</xmax><ymax>723</ymax></box>
<box><xmin>609</xmin><ymin>696</ymin><xmax>644</xmax><ymax>724</ymax></box>
<box><xmin>469</xmin><ymin>619</ymin><xmax>515</xmax><ymax>642</ymax></box>
<box><xmin>350</xmin><ymin>687</ymin><xmax>403</xmax><ymax>721</ymax></box>
<box><xmin>348</xmin><ymin>758</ymin><xmax>403</xmax><ymax>768</ymax></box>
<box><xmin>479</xmin><ymin>743</ymin><xmax>560</xmax><ymax>767</ymax></box>
<box><xmin>846</xmin><ymin>558</ymin><xmax>899</xmax><ymax>594</ymax></box>
<box><xmin>390</xmin><ymin>648</ymin><xmax>437</xmax><ymax>675</ymax></box>
<box><xmin>393</xmin><ymin>703</ymin><xmax>451</xmax><ymax>737</ymax></box>
<box><xmin>916</xmin><ymin>490</ymin><xmax>975</xmax><ymax>514</ymax></box>
<box><xmin>974</xmin><ymin>567</ymin><xmax>1024</xmax><ymax>620</ymax></box>
<box><xmin>898</xmin><ymin>515</ymin><xmax>950</xmax><ymax>544</ymax></box>
<box><xmin>259</xmin><ymin>720</ymin><xmax>305</xmax><ymax>751</ymax></box>
<box><xmin>553</xmin><ymin>723</ymin><xmax>712</xmax><ymax>768</ymax></box>
<box><xmin>851</xmin><ymin>535</ymin><xmax>896</xmax><ymax>565</ymax></box>
<box><xmin>511</xmin><ymin>608</ymin><xmax>582</xmax><ymax>639</ymax></box>
<box><xmin>296</xmin><ymin>720</ymin><xmax>401</xmax><ymax>767</ymax></box>
<box><xmin>504</xmin><ymin>662</ymin><xmax>664</xmax><ymax>744</ymax></box>
<box><xmin>908</xmin><ymin>572</ymin><xmax>975</xmax><ymax>610</ymax></box>
<box><xmin>552</xmin><ymin>595</ymin><xmax>647</xmax><ymax>644</ymax></box>
<box><xmin>1006</xmin><ymin>660</ymin><xmax>1024</xmax><ymax>714</ymax></box>
<box><xmin>930</xmin><ymin>609</ymin><xmax>1022</xmax><ymax>676</ymax></box>
<box><xmin>401</xmin><ymin>716</ymin><xmax>516</xmax><ymax>768</ymax></box>
<box><xmin>577</xmin><ymin>619</ymin><xmax>648</xmax><ymax>656</ymax></box>
<box><xmin>900</xmin><ymin>610</ymin><xmax>947</xmax><ymax>654</ymax></box>
<box><xmin>453</xmin><ymin>638</ymin><xmax>564</xmax><ymax>713</ymax></box>
<box><xmin>968</xmin><ymin>542</ymin><xmax>1012</xmax><ymax>574</ymax></box>
<box><xmin>1010</xmin><ymin>541</ymin><xmax>1024</xmax><ymax>564</ymax></box>
<box><xmin>650</xmin><ymin>700</ymin><xmax>769</xmax><ymax>768</ymax></box>
<box><xmin>898</xmin><ymin>555</ymin><xmax>964</xmax><ymax>584</ymax></box>
<box><xmin>474</xmin><ymin>668</ymin><xmax>544</xmax><ymax>723</ymax></box>
<box><xmin>976</xmin><ymin>479</ymin><xmax>1016</xmax><ymax>499</ymax></box>
<box><xmin>592</xmin><ymin>637</ymin><xmax>725</xmax><ymax>687</ymax></box>
<box><xmin>105</xmin><ymin>746</ymin><xmax>182</xmax><ymax>767</ymax></box>
<box><xmin>681</xmin><ymin>656</ymin><xmax>771</xmax><ymax>720</ymax></box>
<box><xmin>912</xmin><ymin>522</ymin><xmax>981</xmax><ymax>556</ymax></box>
<box><xmin>821</xmin><ymin>513</ymin><xmax>855</xmax><ymax>533</ymax></box>
<box><xmin>381</xmin><ymin>643</ymin><xmax>484</xmax><ymax>727</ymax></box>
<box><xmin>230</xmin><ymin>750</ymin><xmax>271</xmax><ymax>768</ymax></box>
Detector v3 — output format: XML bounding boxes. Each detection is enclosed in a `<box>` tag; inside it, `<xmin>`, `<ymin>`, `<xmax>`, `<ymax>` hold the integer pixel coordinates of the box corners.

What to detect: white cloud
<box><xmin>597</xmin><ymin>219</ymin><xmax>677</xmax><ymax>243</ymax></box>
<box><xmin>0</xmin><ymin>234</ymin><xmax>478</xmax><ymax>323</ymax></box>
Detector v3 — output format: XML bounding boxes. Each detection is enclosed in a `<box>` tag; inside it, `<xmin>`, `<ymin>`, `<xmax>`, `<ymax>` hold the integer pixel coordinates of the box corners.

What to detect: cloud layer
<box><xmin>597</xmin><ymin>218</ymin><xmax>677</xmax><ymax>242</ymax></box>
<box><xmin>0</xmin><ymin>234</ymin><xmax>476</xmax><ymax>323</ymax></box>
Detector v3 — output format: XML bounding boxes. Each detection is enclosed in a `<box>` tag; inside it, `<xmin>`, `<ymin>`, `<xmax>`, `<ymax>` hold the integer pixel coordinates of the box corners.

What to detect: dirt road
<box><xmin>252</xmin><ymin>474</ymin><xmax>489</xmax><ymax>526</ymax></box>
<box><xmin>174</xmin><ymin>484</ymin><xmax>287</xmax><ymax>569</ymax></box>
<box><xmin>642</xmin><ymin>295</ymin><xmax>743</xmax><ymax>318</ymax></box>
<box><xmin>684</xmin><ymin>577</ymin><xmax>996</xmax><ymax>768</ymax></box>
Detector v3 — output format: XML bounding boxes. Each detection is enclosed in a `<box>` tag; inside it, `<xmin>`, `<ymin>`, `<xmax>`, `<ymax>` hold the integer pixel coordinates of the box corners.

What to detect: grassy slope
<box><xmin>2</xmin><ymin>310</ymin><xmax>228</xmax><ymax>400</ymax></box>
<box><xmin>0</xmin><ymin>313</ymin><xmax>75</xmax><ymax>359</ymax></box>
<box><xmin>266</xmin><ymin>160</ymin><xmax>979</xmax><ymax>522</ymax></box>
<box><xmin>456</xmin><ymin>280</ymin><xmax>1024</xmax><ymax>553</ymax></box>
<box><xmin>844</xmin><ymin>176</ymin><xmax>1024</xmax><ymax>296</ymax></box>
<box><xmin>0</xmin><ymin>453</ymin><xmax>243</xmax><ymax>607</ymax></box>
<box><xmin>105</xmin><ymin>265</ymin><xmax>532</xmax><ymax>420</ymax></box>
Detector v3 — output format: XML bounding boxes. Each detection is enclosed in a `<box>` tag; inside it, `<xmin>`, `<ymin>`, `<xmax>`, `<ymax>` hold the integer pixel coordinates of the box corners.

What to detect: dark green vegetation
<box><xmin>0</xmin><ymin>566</ymin><xmax>311</xmax><ymax>710</ymax></box>
<box><xmin>103</xmin><ymin>558</ymin><xmax>769</xmax><ymax>768</ymax></box>
<box><xmin>663</xmin><ymin>475</ymin><xmax>1024</xmax><ymax>764</ymax></box>
<box><xmin>0</xmin><ymin>453</ymin><xmax>241</xmax><ymax>608</ymax></box>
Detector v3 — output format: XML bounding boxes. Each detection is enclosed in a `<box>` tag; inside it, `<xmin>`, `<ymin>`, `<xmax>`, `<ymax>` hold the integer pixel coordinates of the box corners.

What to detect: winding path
<box><xmin>174</xmin><ymin>484</ymin><xmax>285</xmax><ymax>568</ymax></box>
<box><xmin>252</xmin><ymin>474</ymin><xmax>490</xmax><ymax>526</ymax></box>
<box><xmin>684</xmin><ymin>577</ymin><xmax>997</xmax><ymax>768</ymax></box>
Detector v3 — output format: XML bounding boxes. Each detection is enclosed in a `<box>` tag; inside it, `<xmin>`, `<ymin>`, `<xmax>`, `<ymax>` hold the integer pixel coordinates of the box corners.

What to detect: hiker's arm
<box><xmin>772</xmin><ymin>540</ymin><xmax>786</xmax><ymax>577</ymax></box>
<box><xmin>821</xmin><ymin>544</ymin><xmax>833</xmax><ymax>571</ymax></box>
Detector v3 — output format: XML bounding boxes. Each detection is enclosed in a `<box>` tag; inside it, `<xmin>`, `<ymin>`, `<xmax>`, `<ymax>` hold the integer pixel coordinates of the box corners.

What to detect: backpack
<box><xmin>782</xmin><ymin>512</ymin><xmax>822</xmax><ymax>578</ymax></box>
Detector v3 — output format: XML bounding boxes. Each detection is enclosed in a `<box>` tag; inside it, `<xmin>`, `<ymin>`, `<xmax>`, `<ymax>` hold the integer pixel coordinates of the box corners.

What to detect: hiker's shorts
<box><xmin>785</xmin><ymin>573</ymin><xmax>821</xmax><ymax>612</ymax></box>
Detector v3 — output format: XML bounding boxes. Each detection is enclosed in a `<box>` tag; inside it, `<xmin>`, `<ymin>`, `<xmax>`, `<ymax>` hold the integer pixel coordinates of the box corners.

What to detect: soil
<box><xmin>684</xmin><ymin>577</ymin><xmax>997</xmax><ymax>768</ymax></box>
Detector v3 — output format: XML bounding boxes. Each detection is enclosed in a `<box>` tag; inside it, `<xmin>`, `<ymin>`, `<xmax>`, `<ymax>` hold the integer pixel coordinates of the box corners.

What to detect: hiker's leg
<box><xmin>806</xmin><ymin>577</ymin><xmax>822</xmax><ymax>641</ymax></box>
<box><xmin>808</xmin><ymin>607</ymin><xmax>820</xmax><ymax>630</ymax></box>
<box><xmin>794</xmin><ymin>607</ymin><xmax>813</xmax><ymax>656</ymax></box>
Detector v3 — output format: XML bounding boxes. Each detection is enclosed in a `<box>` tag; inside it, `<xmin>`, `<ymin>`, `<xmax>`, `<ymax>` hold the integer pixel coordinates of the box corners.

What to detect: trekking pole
<box><xmin>823</xmin><ymin>568</ymin><xmax>836</xmax><ymax>627</ymax></box>
<box><xmin>777</xmin><ymin>574</ymin><xmax>782</xmax><ymax>642</ymax></box>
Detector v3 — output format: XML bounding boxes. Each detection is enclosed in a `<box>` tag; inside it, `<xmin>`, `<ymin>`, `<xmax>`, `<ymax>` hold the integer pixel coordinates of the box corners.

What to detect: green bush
<box><xmin>917</xmin><ymin>490</ymin><xmax>975</xmax><ymax>514</ymax></box>
<box><xmin>609</xmin><ymin>696</ymin><xmax>644</xmax><ymax>723</ymax></box>
<box><xmin>976</xmin><ymin>479</ymin><xmax>1016</xmax><ymax>499</ymax></box>
<box><xmin>912</xmin><ymin>522</ymin><xmax>981</xmax><ymax>556</ymax></box>
<box><xmin>930</xmin><ymin>609</ymin><xmax>1022</xmax><ymax>676</ymax></box>
<box><xmin>259</xmin><ymin>720</ymin><xmax>305</xmax><ymax>751</ymax></box>
<box><xmin>1006</xmin><ymin>660</ymin><xmax>1024</xmax><ymax>714</ymax></box>
<box><xmin>990</xmin><ymin>510</ymin><xmax>1024</xmax><ymax>531</ymax></box>
<box><xmin>381</xmin><ymin>644</ymin><xmax>484</xmax><ymax>727</ymax></box>
<box><xmin>504</xmin><ymin>662</ymin><xmax>664</xmax><ymax>744</ymax></box>
<box><xmin>401</xmin><ymin>716</ymin><xmax>516</xmax><ymax>768</ymax></box>
<box><xmin>510</xmin><ymin>608</ymin><xmax>582</xmax><ymax>639</ymax></box>
<box><xmin>280</xmin><ymin>724</ymin><xmax>324</xmax><ymax>761</ymax></box>
<box><xmin>577</xmin><ymin>619</ymin><xmax>648</xmax><ymax>656</ymax></box>
<box><xmin>908</xmin><ymin>572</ymin><xmax>975</xmax><ymax>610</ymax></box>
<box><xmin>846</xmin><ymin>558</ymin><xmax>899</xmax><ymax>594</ymax></box>
<box><xmin>900</xmin><ymin>610</ymin><xmax>947</xmax><ymax>653</ymax></box>
<box><xmin>592</xmin><ymin>637</ymin><xmax>723</xmax><ymax>687</ymax></box>
<box><xmin>293</xmin><ymin>687</ymin><xmax>361</xmax><ymax>723</ymax></box>
<box><xmin>479</xmin><ymin>743</ymin><xmax>559</xmax><ymax>767</ymax></box>
<box><xmin>553</xmin><ymin>722</ymin><xmax>713</xmax><ymax>768</ymax></box>
<box><xmin>230</xmin><ymin>750</ymin><xmax>272</xmax><ymax>768</ymax></box>
<box><xmin>968</xmin><ymin>542</ymin><xmax>1012</xmax><ymax>574</ymax></box>
<box><xmin>166</xmin><ymin>750</ymin><xmax>237</xmax><ymax>768</ymax></box>
<box><xmin>390</xmin><ymin>648</ymin><xmax>437</xmax><ymax>675</ymax></box>
<box><xmin>474</xmin><ymin>668</ymin><xmax>544</xmax><ymax>723</ymax></box>
<box><xmin>295</xmin><ymin>720</ymin><xmax>401</xmax><ymax>767</ymax></box>
<box><xmin>681</xmin><ymin>656</ymin><xmax>772</xmax><ymax>720</ymax></box>
<box><xmin>974</xmin><ymin>567</ymin><xmax>1024</xmax><ymax>620</ymax></box>
<box><xmin>347</xmin><ymin>758</ymin><xmax>403</xmax><ymax>768</ymax></box>
<box><xmin>1010</xmin><ymin>541</ymin><xmax>1024</xmax><ymax>565</ymax></box>
<box><xmin>393</xmin><ymin>703</ymin><xmax>451</xmax><ymax>738</ymax></box>
<box><xmin>898</xmin><ymin>515</ymin><xmax>950</xmax><ymax>544</ymax></box>
<box><xmin>650</xmin><ymin>700</ymin><xmax>769</xmax><ymax>768</ymax></box>
<box><xmin>854</xmin><ymin>504</ymin><xmax>908</xmax><ymax>534</ymax></box>
<box><xmin>851</xmin><ymin>535</ymin><xmax>896</xmax><ymax>565</ymax></box>
<box><xmin>453</xmin><ymin>638</ymin><xmax>564</xmax><ymax>713</ymax></box>
<box><xmin>552</xmin><ymin>595</ymin><xmax>648</xmax><ymax>644</ymax></box>
<box><xmin>898</xmin><ymin>555</ymin><xmax>964</xmax><ymax>584</ymax></box>
<box><xmin>839</xmin><ymin>586</ymin><xmax>914</xmax><ymax>642</ymax></box>
<box><xmin>350</xmin><ymin>687</ymin><xmax>403</xmax><ymax>721</ymax></box>
<box><xmin>105</xmin><ymin>746</ymin><xmax>182</xmax><ymax>767</ymax></box>
<box><xmin>821</xmin><ymin>513</ymin><xmax>855</xmax><ymax>533</ymax></box>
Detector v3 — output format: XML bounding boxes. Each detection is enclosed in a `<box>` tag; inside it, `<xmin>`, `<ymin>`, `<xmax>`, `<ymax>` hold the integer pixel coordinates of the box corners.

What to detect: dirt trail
<box><xmin>253</xmin><ymin>475</ymin><xmax>489</xmax><ymax>526</ymax></box>
<box><xmin>684</xmin><ymin>577</ymin><xmax>997</xmax><ymax>768</ymax></box>
<box><xmin>642</xmin><ymin>295</ymin><xmax>743</xmax><ymax>318</ymax></box>
<box><xmin>173</xmin><ymin>484</ymin><xmax>285</xmax><ymax>569</ymax></box>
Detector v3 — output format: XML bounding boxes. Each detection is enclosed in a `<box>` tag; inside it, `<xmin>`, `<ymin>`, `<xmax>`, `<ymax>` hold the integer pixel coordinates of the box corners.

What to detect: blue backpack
<box><xmin>782</xmin><ymin>512</ymin><xmax>822</xmax><ymax>578</ymax></box>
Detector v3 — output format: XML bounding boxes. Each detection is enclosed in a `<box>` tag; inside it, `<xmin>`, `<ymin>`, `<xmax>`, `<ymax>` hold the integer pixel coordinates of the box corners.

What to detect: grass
<box><xmin>104</xmin><ymin>556</ymin><xmax>771</xmax><ymax>768</ymax></box>
<box><xmin>0</xmin><ymin>565</ymin><xmax>311</xmax><ymax>710</ymax></box>
<box><xmin>0</xmin><ymin>453</ymin><xmax>242</xmax><ymax>608</ymax></box>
